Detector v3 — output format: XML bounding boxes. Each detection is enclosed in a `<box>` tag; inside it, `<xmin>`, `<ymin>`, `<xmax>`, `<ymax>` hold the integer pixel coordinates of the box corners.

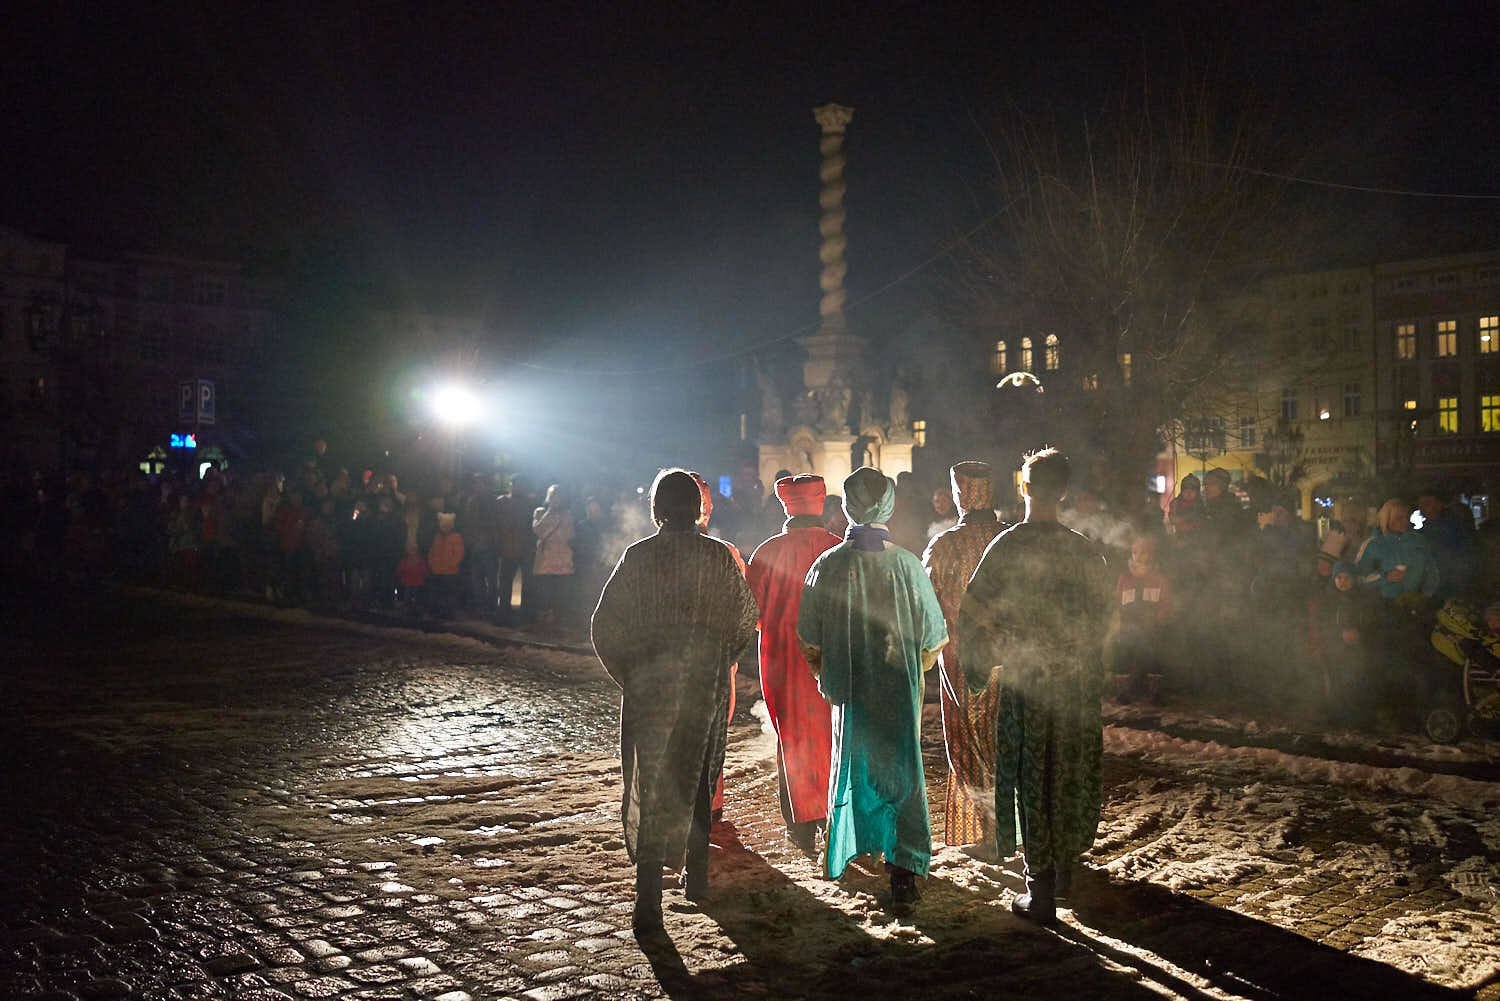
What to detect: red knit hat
<box><xmin>775</xmin><ymin>474</ymin><xmax>825</xmax><ymax>516</ymax></box>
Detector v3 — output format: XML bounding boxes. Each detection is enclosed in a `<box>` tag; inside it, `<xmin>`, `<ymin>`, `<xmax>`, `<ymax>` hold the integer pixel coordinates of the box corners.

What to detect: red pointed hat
<box><xmin>775</xmin><ymin>474</ymin><xmax>826</xmax><ymax>516</ymax></box>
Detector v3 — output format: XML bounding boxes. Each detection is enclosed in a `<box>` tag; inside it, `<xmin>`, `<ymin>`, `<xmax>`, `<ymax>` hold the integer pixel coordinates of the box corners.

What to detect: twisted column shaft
<box><xmin>814</xmin><ymin>103</ymin><xmax>853</xmax><ymax>335</ymax></box>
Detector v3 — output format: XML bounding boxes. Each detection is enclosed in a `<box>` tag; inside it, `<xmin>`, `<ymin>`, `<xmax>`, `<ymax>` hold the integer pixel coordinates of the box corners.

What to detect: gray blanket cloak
<box><xmin>591</xmin><ymin>528</ymin><xmax>758</xmax><ymax>867</ymax></box>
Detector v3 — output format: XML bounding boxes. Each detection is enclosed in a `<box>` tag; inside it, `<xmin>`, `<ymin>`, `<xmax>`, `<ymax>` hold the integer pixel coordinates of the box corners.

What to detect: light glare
<box><xmin>432</xmin><ymin>384</ymin><xmax>481</xmax><ymax>427</ymax></box>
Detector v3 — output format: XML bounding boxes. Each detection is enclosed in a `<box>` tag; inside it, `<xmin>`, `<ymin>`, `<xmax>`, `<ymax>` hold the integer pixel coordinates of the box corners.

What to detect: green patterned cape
<box><xmin>956</xmin><ymin>521</ymin><xmax>1111</xmax><ymax>868</ymax></box>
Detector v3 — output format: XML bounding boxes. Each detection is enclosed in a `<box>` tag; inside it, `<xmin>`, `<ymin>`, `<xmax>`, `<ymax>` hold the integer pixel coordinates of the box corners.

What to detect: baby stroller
<box><xmin>1424</xmin><ymin>598</ymin><xmax>1500</xmax><ymax>743</ymax></box>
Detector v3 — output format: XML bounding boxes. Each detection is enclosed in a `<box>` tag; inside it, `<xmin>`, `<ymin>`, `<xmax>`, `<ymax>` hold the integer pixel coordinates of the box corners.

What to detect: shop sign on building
<box><xmin>1413</xmin><ymin>436</ymin><xmax>1500</xmax><ymax>467</ymax></box>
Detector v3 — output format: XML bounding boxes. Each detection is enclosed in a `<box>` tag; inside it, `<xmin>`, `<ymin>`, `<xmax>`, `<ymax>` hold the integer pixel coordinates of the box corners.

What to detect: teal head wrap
<box><xmin>842</xmin><ymin>466</ymin><xmax>895</xmax><ymax>526</ymax></box>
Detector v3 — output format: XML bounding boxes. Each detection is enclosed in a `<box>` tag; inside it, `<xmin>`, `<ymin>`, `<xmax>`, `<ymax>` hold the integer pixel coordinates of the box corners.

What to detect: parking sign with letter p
<box><xmin>196</xmin><ymin>379</ymin><xmax>215</xmax><ymax>424</ymax></box>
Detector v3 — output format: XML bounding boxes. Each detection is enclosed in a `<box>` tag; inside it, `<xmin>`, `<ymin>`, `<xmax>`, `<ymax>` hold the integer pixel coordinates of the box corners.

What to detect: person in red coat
<box><xmin>690</xmin><ymin>472</ymin><xmax>746</xmax><ymax>821</ymax></box>
<box><xmin>746</xmin><ymin>474</ymin><xmax>842</xmax><ymax>850</ymax></box>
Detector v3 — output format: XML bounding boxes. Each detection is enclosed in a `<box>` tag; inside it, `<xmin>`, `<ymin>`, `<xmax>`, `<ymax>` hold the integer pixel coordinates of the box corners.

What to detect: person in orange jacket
<box><xmin>427</xmin><ymin>511</ymin><xmax>465</xmax><ymax>618</ymax></box>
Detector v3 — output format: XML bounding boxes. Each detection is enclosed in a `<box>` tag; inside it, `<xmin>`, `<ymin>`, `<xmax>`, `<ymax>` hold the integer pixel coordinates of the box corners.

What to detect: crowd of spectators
<box><xmin>5</xmin><ymin>442</ymin><xmax>628</xmax><ymax>633</ymax></box>
<box><xmin>5</xmin><ymin>445</ymin><xmax>814</xmax><ymax>636</ymax></box>
<box><xmin>13</xmin><ymin>440</ymin><xmax>1500</xmax><ymax>735</ymax></box>
<box><xmin>1144</xmin><ymin>468</ymin><xmax>1500</xmax><ymax>729</ymax></box>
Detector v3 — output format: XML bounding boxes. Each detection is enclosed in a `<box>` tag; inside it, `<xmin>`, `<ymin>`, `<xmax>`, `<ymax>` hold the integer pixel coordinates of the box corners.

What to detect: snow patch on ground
<box><xmin>1108</xmin><ymin>701</ymin><xmax>1500</xmax><ymax>765</ymax></box>
<box><xmin>1355</xmin><ymin>910</ymin><xmax>1500</xmax><ymax>987</ymax></box>
<box><xmin>746</xmin><ymin>698</ymin><xmax>779</xmax><ymax>764</ymax></box>
<box><xmin>1104</xmin><ymin>725</ymin><xmax>1500</xmax><ymax>809</ymax></box>
<box><xmin>1445</xmin><ymin>857</ymin><xmax>1500</xmax><ymax>906</ymax></box>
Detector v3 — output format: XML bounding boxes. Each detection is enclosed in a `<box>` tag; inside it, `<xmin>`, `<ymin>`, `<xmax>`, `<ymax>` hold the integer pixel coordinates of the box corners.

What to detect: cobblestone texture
<box><xmin>0</xmin><ymin>590</ymin><xmax>1494</xmax><ymax>999</ymax></box>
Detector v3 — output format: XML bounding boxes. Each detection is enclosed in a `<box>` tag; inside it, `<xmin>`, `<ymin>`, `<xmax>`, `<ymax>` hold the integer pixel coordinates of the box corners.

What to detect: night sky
<box><xmin>5</xmin><ymin>2</ymin><xmax>1499</xmax><ymax>468</ymax></box>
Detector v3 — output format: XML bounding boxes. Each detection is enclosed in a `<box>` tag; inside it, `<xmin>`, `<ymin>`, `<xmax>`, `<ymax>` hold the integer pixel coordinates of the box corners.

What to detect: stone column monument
<box><xmin>758</xmin><ymin>103</ymin><xmax>914</xmax><ymax>491</ymax></box>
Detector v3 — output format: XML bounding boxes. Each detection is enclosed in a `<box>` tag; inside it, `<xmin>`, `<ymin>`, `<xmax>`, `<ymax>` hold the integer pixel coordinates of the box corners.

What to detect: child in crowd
<box><xmin>1112</xmin><ymin>535</ymin><xmax>1173</xmax><ymax>703</ymax></box>
<box><xmin>1313</xmin><ymin>561</ymin><xmax>1376</xmax><ymax>727</ymax></box>
<box><xmin>426</xmin><ymin>511</ymin><xmax>465</xmax><ymax>618</ymax></box>
<box><xmin>1168</xmin><ymin>474</ymin><xmax>1201</xmax><ymax>537</ymax></box>
<box><xmin>396</xmin><ymin>540</ymin><xmax>428</xmax><ymax>613</ymax></box>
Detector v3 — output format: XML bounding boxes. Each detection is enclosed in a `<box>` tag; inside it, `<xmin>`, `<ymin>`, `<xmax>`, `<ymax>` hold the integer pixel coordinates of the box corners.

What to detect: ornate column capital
<box><xmin>813</xmin><ymin>103</ymin><xmax>854</xmax><ymax>134</ymax></box>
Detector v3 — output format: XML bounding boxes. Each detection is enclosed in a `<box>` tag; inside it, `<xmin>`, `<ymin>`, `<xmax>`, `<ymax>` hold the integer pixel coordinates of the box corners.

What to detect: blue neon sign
<box><xmin>169</xmin><ymin>433</ymin><xmax>198</xmax><ymax>450</ymax></box>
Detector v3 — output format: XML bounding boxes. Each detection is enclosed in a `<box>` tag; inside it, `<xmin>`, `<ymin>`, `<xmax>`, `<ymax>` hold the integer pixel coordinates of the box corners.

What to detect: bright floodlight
<box><xmin>432</xmin><ymin>384</ymin><xmax>481</xmax><ymax>427</ymax></box>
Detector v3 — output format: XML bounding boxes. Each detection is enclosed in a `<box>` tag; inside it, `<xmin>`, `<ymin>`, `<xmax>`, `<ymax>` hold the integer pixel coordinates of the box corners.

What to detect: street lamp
<box><xmin>431</xmin><ymin>383</ymin><xmax>481</xmax><ymax>428</ymax></box>
<box><xmin>429</xmin><ymin>382</ymin><xmax>482</xmax><ymax>479</ymax></box>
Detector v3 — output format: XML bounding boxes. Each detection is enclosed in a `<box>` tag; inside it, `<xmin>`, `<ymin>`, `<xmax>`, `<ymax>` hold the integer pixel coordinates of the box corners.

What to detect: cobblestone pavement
<box><xmin>2</xmin><ymin>588</ymin><xmax>1495</xmax><ymax>1000</ymax></box>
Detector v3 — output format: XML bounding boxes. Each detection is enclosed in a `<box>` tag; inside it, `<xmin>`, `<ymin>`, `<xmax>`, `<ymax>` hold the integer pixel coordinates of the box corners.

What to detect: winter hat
<box><xmin>1330</xmin><ymin>561</ymin><xmax>1354</xmax><ymax>579</ymax></box>
<box><xmin>775</xmin><ymin>474</ymin><xmax>825</xmax><ymax>516</ymax></box>
<box><xmin>1204</xmin><ymin>468</ymin><xmax>1231</xmax><ymax>488</ymax></box>
<box><xmin>950</xmin><ymin>460</ymin><xmax>994</xmax><ymax>516</ymax></box>
<box><xmin>842</xmin><ymin>466</ymin><xmax>895</xmax><ymax>526</ymax></box>
<box><xmin>1178</xmin><ymin>473</ymin><xmax>1201</xmax><ymax>493</ymax></box>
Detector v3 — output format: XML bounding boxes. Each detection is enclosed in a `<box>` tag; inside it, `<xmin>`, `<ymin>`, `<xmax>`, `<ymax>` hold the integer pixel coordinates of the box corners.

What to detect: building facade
<box><xmin>1374</xmin><ymin>250</ymin><xmax>1500</xmax><ymax>519</ymax></box>
<box><xmin>1181</xmin><ymin>266</ymin><xmax>1378</xmax><ymax>518</ymax></box>
<box><xmin>0</xmin><ymin>226</ymin><xmax>280</xmax><ymax>473</ymax></box>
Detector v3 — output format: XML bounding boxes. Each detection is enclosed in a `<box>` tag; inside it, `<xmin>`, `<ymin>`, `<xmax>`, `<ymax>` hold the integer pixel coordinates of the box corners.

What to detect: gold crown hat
<box><xmin>950</xmin><ymin>460</ymin><xmax>994</xmax><ymax>515</ymax></box>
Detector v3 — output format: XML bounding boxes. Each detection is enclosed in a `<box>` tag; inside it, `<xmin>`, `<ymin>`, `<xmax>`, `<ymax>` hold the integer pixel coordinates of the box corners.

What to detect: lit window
<box><xmin>1483</xmin><ymin>395</ymin><xmax>1500</xmax><ymax>433</ymax></box>
<box><xmin>1081</xmin><ymin>373</ymin><xmax>1099</xmax><ymax>391</ymax></box>
<box><xmin>1481</xmin><ymin>316</ymin><xmax>1498</xmax><ymax>354</ymax></box>
<box><xmin>1396</xmin><ymin>322</ymin><xmax>1416</xmax><ymax>360</ymax></box>
<box><xmin>1343</xmin><ymin>382</ymin><xmax>1361</xmax><ymax>417</ymax></box>
<box><xmin>1404</xmin><ymin>399</ymin><xmax>1418</xmax><ymax>411</ymax></box>
<box><xmin>1120</xmin><ymin>352</ymin><xmax>1132</xmax><ymax>385</ymax></box>
<box><xmin>1438</xmin><ymin>396</ymin><xmax>1459</xmax><ymax>433</ymax></box>
<box><xmin>1437</xmin><ymin>319</ymin><xmax>1457</xmax><ymax>357</ymax></box>
<box><xmin>1239</xmin><ymin>415</ymin><xmax>1257</xmax><ymax>447</ymax></box>
<box><xmin>990</xmin><ymin>340</ymin><xmax>1007</xmax><ymax>375</ymax></box>
<box><xmin>1020</xmin><ymin>337</ymin><xmax>1033</xmax><ymax>371</ymax></box>
<box><xmin>1281</xmin><ymin>388</ymin><xmax>1298</xmax><ymax>421</ymax></box>
<box><xmin>912</xmin><ymin>418</ymin><xmax>927</xmax><ymax>447</ymax></box>
<box><xmin>1044</xmin><ymin>333</ymin><xmax>1060</xmax><ymax>371</ymax></box>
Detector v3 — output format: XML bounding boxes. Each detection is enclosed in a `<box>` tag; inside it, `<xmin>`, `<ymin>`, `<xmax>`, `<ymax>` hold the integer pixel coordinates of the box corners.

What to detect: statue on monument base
<box><xmin>888</xmin><ymin>372</ymin><xmax>910</xmax><ymax>430</ymax></box>
<box><xmin>817</xmin><ymin>374</ymin><xmax>852</xmax><ymax>434</ymax></box>
<box><xmin>755</xmin><ymin>361</ymin><xmax>784</xmax><ymax>436</ymax></box>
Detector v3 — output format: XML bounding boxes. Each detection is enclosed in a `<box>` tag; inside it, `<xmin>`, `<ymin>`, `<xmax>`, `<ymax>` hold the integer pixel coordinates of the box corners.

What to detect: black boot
<box><xmin>633</xmin><ymin>863</ymin><xmax>664</xmax><ymax>933</ymax></box>
<box><xmin>786</xmin><ymin>820</ymin><xmax>820</xmax><ymax>853</ymax></box>
<box><xmin>684</xmin><ymin>752</ymin><xmax>714</xmax><ymax>903</ymax></box>
<box><xmin>1011</xmin><ymin>864</ymin><xmax>1056</xmax><ymax>924</ymax></box>
<box><xmin>1054</xmin><ymin>864</ymin><xmax>1073</xmax><ymax>900</ymax></box>
<box><xmin>684</xmin><ymin>844</ymin><xmax>709</xmax><ymax>903</ymax></box>
<box><xmin>888</xmin><ymin>864</ymin><xmax>921</xmax><ymax>914</ymax></box>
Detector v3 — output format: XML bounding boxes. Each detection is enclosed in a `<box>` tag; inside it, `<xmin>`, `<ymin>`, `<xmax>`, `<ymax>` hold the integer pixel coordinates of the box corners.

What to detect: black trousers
<box><xmin>496</xmin><ymin>556</ymin><xmax>532</xmax><ymax>623</ymax></box>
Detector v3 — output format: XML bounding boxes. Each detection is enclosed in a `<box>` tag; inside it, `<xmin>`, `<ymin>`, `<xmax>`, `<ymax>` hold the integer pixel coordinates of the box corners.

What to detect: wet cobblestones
<box><xmin>2</xmin><ymin>591</ymin><xmax>1496</xmax><ymax>999</ymax></box>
